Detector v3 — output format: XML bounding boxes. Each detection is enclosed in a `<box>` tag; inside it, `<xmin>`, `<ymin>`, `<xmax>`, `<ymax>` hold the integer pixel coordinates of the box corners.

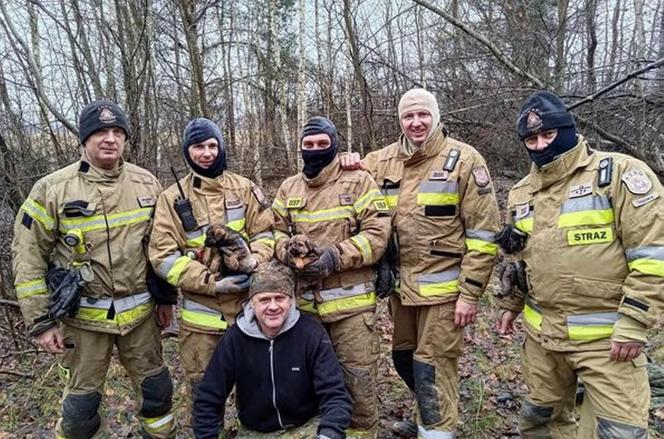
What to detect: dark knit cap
<box><xmin>516</xmin><ymin>91</ymin><xmax>575</xmax><ymax>141</ymax></box>
<box><xmin>300</xmin><ymin>116</ymin><xmax>338</xmax><ymax>151</ymax></box>
<box><xmin>78</xmin><ymin>100</ymin><xmax>130</xmax><ymax>145</ymax></box>
<box><xmin>249</xmin><ymin>261</ymin><xmax>295</xmax><ymax>298</ymax></box>
<box><xmin>182</xmin><ymin>118</ymin><xmax>227</xmax><ymax>178</ymax></box>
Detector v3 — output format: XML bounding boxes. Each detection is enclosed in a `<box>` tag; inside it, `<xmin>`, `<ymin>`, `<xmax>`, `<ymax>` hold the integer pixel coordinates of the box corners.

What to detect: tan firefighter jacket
<box><xmin>498</xmin><ymin>136</ymin><xmax>664</xmax><ymax>351</ymax></box>
<box><xmin>272</xmin><ymin>156</ymin><xmax>391</xmax><ymax>323</ymax></box>
<box><xmin>149</xmin><ymin>171</ymin><xmax>274</xmax><ymax>334</ymax></box>
<box><xmin>363</xmin><ymin>126</ymin><xmax>501</xmax><ymax>306</ymax></box>
<box><xmin>12</xmin><ymin>154</ymin><xmax>162</xmax><ymax>336</ymax></box>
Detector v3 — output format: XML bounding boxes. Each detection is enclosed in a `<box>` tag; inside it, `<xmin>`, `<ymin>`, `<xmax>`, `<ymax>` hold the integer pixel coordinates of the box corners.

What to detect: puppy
<box><xmin>287</xmin><ymin>234</ymin><xmax>321</xmax><ymax>270</ymax></box>
<box><xmin>205</xmin><ymin>224</ymin><xmax>251</xmax><ymax>274</ymax></box>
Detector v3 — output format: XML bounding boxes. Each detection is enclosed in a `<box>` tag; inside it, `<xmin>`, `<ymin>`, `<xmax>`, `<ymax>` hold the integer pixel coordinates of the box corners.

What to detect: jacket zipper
<box><xmin>269</xmin><ymin>340</ymin><xmax>284</xmax><ymax>429</ymax></box>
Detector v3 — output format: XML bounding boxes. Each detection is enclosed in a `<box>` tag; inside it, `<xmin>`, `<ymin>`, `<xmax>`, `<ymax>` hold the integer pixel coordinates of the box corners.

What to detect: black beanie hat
<box><xmin>182</xmin><ymin>118</ymin><xmax>227</xmax><ymax>179</ymax></box>
<box><xmin>516</xmin><ymin>91</ymin><xmax>575</xmax><ymax>141</ymax></box>
<box><xmin>78</xmin><ymin>100</ymin><xmax>130</xmax><ymax>145</ymax></box>
<box><xmin>300</xmin><ymin>116</ymin><xmax>338</xmax><ymax>150</ymax></box>
<box><xmin>300</xmin><ymin>117</ymin><xmax>339</xmax><ymax>178</ymax></box>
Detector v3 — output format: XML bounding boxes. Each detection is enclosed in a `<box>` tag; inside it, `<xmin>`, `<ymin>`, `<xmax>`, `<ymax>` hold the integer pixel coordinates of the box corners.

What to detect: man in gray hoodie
<box><xmin>193</xmin><ymin>261</ymin><xmax>352</xmax><ymax>438</ymax></box>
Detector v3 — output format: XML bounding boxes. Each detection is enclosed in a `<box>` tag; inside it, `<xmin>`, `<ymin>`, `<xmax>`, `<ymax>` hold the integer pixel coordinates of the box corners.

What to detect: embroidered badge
<box><xmin>621</xmin><ymin>168</ymin><xmax>652</xmax><ymax>195</ymax></box>
<box><xmin>373</xmin><ymin>199</ymin><xmax>389</xmax><ymax>211</ymax></box>
<box><xmin>225</xmin><ymin>198</ymin><xmax>243</xmax><ymax>209</ymax></box>
<box><xmin>339</xmin><ymin>194</ymin><xmax>354</xmax><ymax>206</ymax></box>
<box><xmin>569</xmin><ymin>182</ymin><xmax>592</xmax><ymax>198</ymax></box>
<box><xmin>429</xmin><ymin>170</ymin><xmax>449</xmax><ymax>180</ymax></box>
<box><xmin>514</xmin><ymin>203</ymin><xmax>530</xmax><ymax>219</ymax></box>
<box><xmin>526</xmin><ymin>110</ymin><xmax>543</xmax><ymax>131</ymax></box>
<box><xmin>137</xmin><ymin>196</ymin><xmax>155</xmax><ymax>207</ymax></box>
<box><xmin>251</xmin><ymin>184</ymin><xmax>269</xmax><ymax>209</ymax></box>
<box><xmin>477</xmin><ymin>187</ymin><xmax>492</xmax><ymax>196</ymax></box>
<box><xmin>99</xmin><ymin>107</ymin><xmax>116</xmax><ymax>124</ymax></box>
<box><xmin>567</xmin><ymin>227</ymin><xmax>614</xmax><ymax>246</ymax></box>
<box><xmin>632</xmin><ymin>193</ymin><xmax>660</xmax><ymax>208</ymax></box>
<box><xmin>286</xmin><ymin>197</ymin><xmax>304</xmax><ymax>209</ymax></box>
<box><xmin>472</xmin><ymin>166</ymin><xmax>490</xmax><ymax>187</ymax></box>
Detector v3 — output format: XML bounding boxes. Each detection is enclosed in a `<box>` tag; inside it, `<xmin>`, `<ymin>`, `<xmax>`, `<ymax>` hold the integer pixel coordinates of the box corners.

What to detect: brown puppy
<box><xmin>205</xmin><ymin>224</ymin><xmax>254</xmax><ymax>274</ymax></box>
<box><xmin>287</xmin><ymin>234</ymin><xmax>321</xmax><ymax>270</ymax></box>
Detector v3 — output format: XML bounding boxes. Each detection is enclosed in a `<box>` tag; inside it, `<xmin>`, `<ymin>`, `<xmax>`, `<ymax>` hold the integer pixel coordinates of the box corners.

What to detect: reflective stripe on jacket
<box><xmin>363</xmin><ymin>126</ymin><xmax>500</xmax><ymax>306</ymax></box>
<box><xmin>149</xmin><ymin>171</ymin><xmax>274</xmax><ymax>333</ymax></box>
<box><xmin>11</xmin><ymin>156</ymin><xmax>162</xmax><ymax>335</ymax></box>
<box><xmin>499</xmin><ymin>137</ymin><xmax>664</xmax><ymax>351</ymax></box>
<box><xmin>273</xmin><ymin>156</ymin><xmax>391</xmax><ymax>322</ymax></box>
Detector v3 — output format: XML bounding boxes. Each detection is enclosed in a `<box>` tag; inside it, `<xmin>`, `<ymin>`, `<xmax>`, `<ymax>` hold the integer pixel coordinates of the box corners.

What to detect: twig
<box><xmin>567</xmin><ymin>57</ymin><xmax>664</xmax><ymax>110</ymax></box>
<box><xmin>0</xmin><ymin>299</ymin><xmax>19</xmax><ymax>307</ymax></box>
<box><xmin>0</xmin><ymin>368</ymin><xmax>33</xmax><ymax>378</ymax></box>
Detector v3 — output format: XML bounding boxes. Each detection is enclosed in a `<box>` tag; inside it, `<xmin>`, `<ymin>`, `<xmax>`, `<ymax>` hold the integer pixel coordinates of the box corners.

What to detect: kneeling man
<box><xmin>193</xmin><ymin>261</ymin><xmax>352</xmax><ymax>438</ymax></box>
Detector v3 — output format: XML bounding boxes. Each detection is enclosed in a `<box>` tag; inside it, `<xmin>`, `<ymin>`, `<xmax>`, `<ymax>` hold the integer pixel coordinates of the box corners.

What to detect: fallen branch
<box><xmin>567</xmin><ymin>57</ymin><xmax>664</xmax><ymax>110</ymax></box>
<box><xmin>0</xmin><ymin>299</ymin><xmax>19</xmax><ymax>307</ymax></box>
<box><xmin>0</xmin><ymin>368</ymin><xmax>33</xmax><ymax>378</ymax></box>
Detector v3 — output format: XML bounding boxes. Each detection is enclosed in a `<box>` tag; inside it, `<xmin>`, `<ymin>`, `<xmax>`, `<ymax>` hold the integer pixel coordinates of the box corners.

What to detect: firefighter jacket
<box><xmin>363</xmin><ymin>126</ymin><xmax>501</xmax><ymax>306</ymax></box>
<box><xmin>498</xmin><ymin>136</ymin><xmax>664</xmax><ymax>351</ymax></box>
<box><xmin>149</xmin><ymin>171</ymin><xmax>274</xmax><ymax>334</ymax></box>
<box><xmin>12</xmin><ymin>155</ymin><xmax>162</xmax><ymax>336</ymax></box>
<box><xmin>272</xmin><ymin>156</ymin><xmax>391</xmax><ymax>323</ymax></box>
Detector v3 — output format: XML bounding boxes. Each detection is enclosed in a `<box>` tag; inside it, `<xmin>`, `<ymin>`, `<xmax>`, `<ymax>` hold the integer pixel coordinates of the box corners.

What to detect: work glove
<box><xmin>205</xmin><ymin>224</ymin><xmax>258</xmax><ymax>274</ymax></box>
<box><xmin>497</xmin><ymin>260</ymin><xmax>528</xmax><ymax>299</ymax></box>
<box><xmin>46</xmin><ymin>267</ymin><xmax>84</xmax><ymax>319</ymax></box>
<box><xmin>495</xmin><ymin>224</ymin><xmax>528</xmax><ymax>254</ymax></box>
<box><xmin>375</xmin><ymin>257</ymin><xmax>396</xmax><ymax>299</ymax></box>
<box><xmin>302</xmin><ymin>246</ymin><xmax>341</xmax><ymax>279</ymax></box>
<box><xmin>214</xmin><ymin>274</ymin><xmax>251</xmax><ymax>294</ymax></box>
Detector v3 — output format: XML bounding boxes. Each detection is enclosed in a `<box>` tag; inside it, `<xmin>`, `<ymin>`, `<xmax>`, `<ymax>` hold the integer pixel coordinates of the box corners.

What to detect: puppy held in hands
<box><xmin>205</xmin><ymin>224</ymin><xmax>256</xmax><ymax>274</ymax></box>
<box><xmin>287</xmin><ymin>234</ymin><xmax>321</xmax><ymax>270</ymax></box>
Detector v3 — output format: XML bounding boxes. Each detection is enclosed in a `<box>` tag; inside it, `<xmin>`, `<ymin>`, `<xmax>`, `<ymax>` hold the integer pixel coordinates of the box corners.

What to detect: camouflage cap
<box><xmin>249</xmin><ymin>261</ymin><xmax>295</xmax><ymax>298</ymax></box>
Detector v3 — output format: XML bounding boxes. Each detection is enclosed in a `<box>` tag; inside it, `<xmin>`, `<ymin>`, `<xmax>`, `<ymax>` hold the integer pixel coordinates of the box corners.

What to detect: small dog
<box><xmin>205</xmin><ymin>224</ymin><xmax>251</xmax><ymax>274</ymax></box>
<box><xmin>287</xmin><ymin>234</ymin><xmax>321</xmax><ymax>270</ymax></box>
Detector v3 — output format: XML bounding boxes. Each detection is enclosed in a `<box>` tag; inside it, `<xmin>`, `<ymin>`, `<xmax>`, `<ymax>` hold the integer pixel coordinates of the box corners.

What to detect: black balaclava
<box><xmin>516</xmin><ymin>91</ymin><xmax>577</xmax><ymax>167</ymax></box>
<box><xmin>182</xmin><ymin>118</ymin><xmax>227</xmax><ymax>178</ymax></box>
<box><xmin>300</xmin><ymin>116</ymin><xmax>338</xmax><ymax>178</ymax></box>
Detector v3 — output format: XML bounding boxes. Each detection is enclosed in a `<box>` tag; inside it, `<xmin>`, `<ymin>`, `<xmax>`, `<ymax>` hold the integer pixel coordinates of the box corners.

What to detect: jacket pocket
<box><xmin>59</xmin><ymin>200</ymin><xmax>96</xmax><ymax>218</ymax></box>
<box><xmin>572</xmin><ymin>276</ymin><xmax>623</xmax><ymax>300</ymax></box>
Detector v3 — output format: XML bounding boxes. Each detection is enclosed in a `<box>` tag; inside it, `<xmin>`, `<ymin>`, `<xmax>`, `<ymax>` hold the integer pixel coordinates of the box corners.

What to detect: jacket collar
<box><xmin>235</xmin><ymin>299</ymin><xmax>301</xmax><ymax>340</ymax></box>
<box><xmin>528</xmin><ymin>135</ymin><xmax>594</xmax><ymax>192</ymax></box>
<box><xmin>302</xmin><ymin>154</ymin><xmax>342</xmax><ymax>188</ymax></box>
<box><xmin>188</xmin><ymin>171</ymin><xmax>227</xmax><ymax>196</ymax></box>
<box><xmin>80</xmin><ymin>151</ymin><xmax>125</xmax><ymax>181</ymax></box>
<box><xmin>402</xmin><ymin>125</ymin><xmax>447</xmax><ymax>166</ymax></box>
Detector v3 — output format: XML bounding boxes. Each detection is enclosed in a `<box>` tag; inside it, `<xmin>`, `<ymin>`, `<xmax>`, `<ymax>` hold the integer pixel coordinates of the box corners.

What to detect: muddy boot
<box><xmin>391</xmin><ymin>419</ymin><xmax>417</xmax><ymax>438</ymax></box>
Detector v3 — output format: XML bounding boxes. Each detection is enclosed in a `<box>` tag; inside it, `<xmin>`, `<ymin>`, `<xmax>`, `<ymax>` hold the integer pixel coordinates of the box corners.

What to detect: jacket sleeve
<box><xmin>149</xmin><ymin>192</ymin><xmax>216</xmax><ymax>295</ymax></box>
<box><xmin>245</xmin><ymin>183</ymin><xmax>275</xmax><ymax>265</ymax></box>
<box><xmin>11</xmin><ymin>178</ymin><xmax>58</xmax><ymax>335</ymax></box>
<box><xmin>457</xmin><ymin>153</ymin><xmax>501</xmax><ymax>303</ymax></box>
<box><xmin>311</xmin><ymin>328</ymin><xmax>352</xmax><ymax>438</ymax></box>
<box><xmin>272</xmin><ymin>183</ymin><xmax>292</xmax><ymax>264</ymax></box>
<box><xmin>193</xmin><ymin>329</ymin><xmax>236</xmax><ymax>438</ymax></box>
<box><xmin>612</xmin><ymin>161</ymin><xmax>664</xmax><ymax>342</ymax></box>
<box><xmin>335</xmin><ymin>174</ymin><xmax>391</xmax><ymax>271</ymax></box>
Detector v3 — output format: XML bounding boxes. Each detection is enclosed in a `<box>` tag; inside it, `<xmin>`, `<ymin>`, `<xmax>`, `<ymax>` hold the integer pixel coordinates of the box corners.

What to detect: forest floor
<box><xmin>2</xmin><ymin>283</ymin><xmax>664</xmax><ymax>438</ymax></box>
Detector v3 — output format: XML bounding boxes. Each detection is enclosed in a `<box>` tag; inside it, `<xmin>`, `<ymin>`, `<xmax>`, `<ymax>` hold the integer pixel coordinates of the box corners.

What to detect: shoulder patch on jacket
<box><xmin>251</xmin><ymin>184</ymin><xmax>270</xmax><ymax>210</ymax></box>
<box><xmin>622</xmin><ymin>168</ymin><xmax>652</xmax><ymax>195</ymax></box>
<box><xmin>633</xmin><ymin>193</ymin><xmax>659</xmax><ymax>208</ymax></box>
<box><xmin>471</xmin><ymin>166</ymin><xmax>490</xmax><ymax>187</ymax></box>
<box><xmin>21</xmin><ymin>213</ymin><xmax>33</xmax><ymax>229</ymax></box>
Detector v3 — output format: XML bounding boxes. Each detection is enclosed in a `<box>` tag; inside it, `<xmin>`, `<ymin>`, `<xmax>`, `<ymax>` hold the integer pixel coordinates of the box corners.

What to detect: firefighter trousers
<box><xmin>520</xmin><ymin>335</ymin><xmax>649</xmax><ymax>438</ymax></box>
<box><xmin>390</xmin><ymin>296</ymin><xmax>463</xmax><ymax>437</ymax></box>
<box><xmin>55</xmin><ymin>316</ymin><xmax>174</xmax><ymax>439</ymax></box>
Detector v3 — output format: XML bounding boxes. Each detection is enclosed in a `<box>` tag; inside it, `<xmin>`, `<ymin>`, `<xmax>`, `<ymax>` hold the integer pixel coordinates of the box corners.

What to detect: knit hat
<box><xmin>182</xmin><ymin>118</ymin><xmax>227</xmax><ymax>178</ymax></box>
<box><xmin>398</xmin><ymin>88</ymin><xmax>440</xmax><ymax>137</ymax></box>
<box><xmin>300</xmin><ymin>116</ymin><xmax>338</xmax><ymax>151</ymax></box>
<box><xmin>516</xmin><ymin>91</ymin><xmax>575</xmax><ymax>141</ymax></box>
<box><xmin>78</xmin><ymin>100</ymin><xmax>130</xmax><ymax>145</ymax></box>
<box><xmin>249</xmin><ymin>261</ymin><xmax>295</xmax><ymax>298</ymax></box>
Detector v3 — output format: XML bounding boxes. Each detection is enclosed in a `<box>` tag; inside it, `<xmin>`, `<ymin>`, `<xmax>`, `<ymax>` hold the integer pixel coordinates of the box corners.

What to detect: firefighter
<box><xmin>11</xmin><ymin>100</ymin><xmax>176</xmax><ymax>438</ymax></box>
<box><xmin>496</xmin><ymin>90</ymin><xmax>664</xmax><ymax>438</ymax></box>
<box><xmin>148</xmin><ymin>117</ymin><xmax>274</xmax><ymax>426</ymax></box>
<box><xmin>272</xmin><ymin>116</ymin><xmax>391</xmax><ymax>438</ymax></box>
<box><xmin>341</xmin><ymin>88</ymin><xmax>501</xmax><ymax>438</ymax></box>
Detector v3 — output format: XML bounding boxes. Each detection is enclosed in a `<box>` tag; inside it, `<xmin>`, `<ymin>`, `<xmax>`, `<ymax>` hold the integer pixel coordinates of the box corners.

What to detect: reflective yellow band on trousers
<box><xmin>76</xmin><ymin>292</ymin><xmax>153</xmax><ymax>327</ymax></box>
<box><xmin>566</xmin><ymin>227</ymin><xmax>613</xmax><ymax>246</ymax></box>
<box><xmin>15</xmin><ymin>278</ymin><xmax>48</xmax><ymax>299</ymax></box>
<box><xmin>181</xmin><ymin>299</ymin><xmax>228</xmax><ymax>330</ymax></box>
<box><xmin>418</xmin><ymin>269</ymin><xmax>460</xmax><ymax>297</ymax></box>
<box><xmin>566</xmin><ymin>312</ymin><xmax>618</xmax><ymax>340</ymax></box>
<box><xmin>21</xmin><ymin>198</ymin><xmax>55</xmax><ymax>230</ymax></box>
<box><xmin>59</xmin><ymin>207</ymin><xmax>153</xmax><ymax>233</ymax></box>
<box><xmin>317</xmin><ymin>292</ymin><xmax>376</xmax><ymax>316</ymax></box>
<box><xmin>523</xmin><ymin>299</ymin><xmax>542</xmax><ymax>331</ymax></box>
<box><xmin>141</xmin><ymin>413</ymin><xmax>175</xmax><ymax>433</ymax></box>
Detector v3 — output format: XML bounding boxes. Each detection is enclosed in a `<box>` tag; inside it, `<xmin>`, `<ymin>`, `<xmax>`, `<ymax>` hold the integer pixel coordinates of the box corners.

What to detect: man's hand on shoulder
<box><xmin>339</xmin><ymin>152</ymin><xmax>366</xmax><ymax>171</ymax></box>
